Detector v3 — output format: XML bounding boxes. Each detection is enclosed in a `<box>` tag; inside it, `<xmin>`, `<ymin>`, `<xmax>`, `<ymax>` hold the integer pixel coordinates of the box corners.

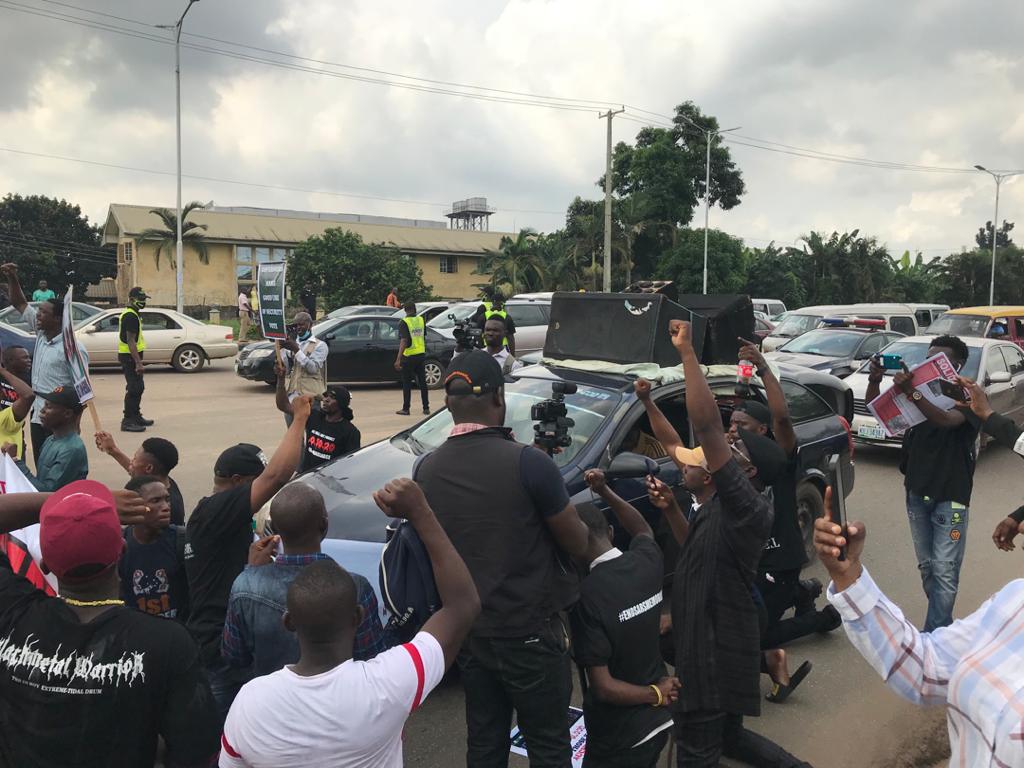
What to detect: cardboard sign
<box><xmin>257</xmin><ymin>262</ymin><xmax>288</xmax><ymax>340</ymax></box>
<box><xmin>510</xmin><ymin>707</ymin><xmax>587</xmax><ymax>767</ymax></box>
<box><xmin>61</xmin><ymin>287</ymin><xmax>94</xmax><ymax>404</ymax></box>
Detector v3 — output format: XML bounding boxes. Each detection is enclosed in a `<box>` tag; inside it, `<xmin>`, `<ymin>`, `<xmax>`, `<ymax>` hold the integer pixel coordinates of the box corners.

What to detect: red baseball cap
<box><xmin>40</xmin><ymin>480</ymin><xmax>123</xmax><ymax>582</ymax></box>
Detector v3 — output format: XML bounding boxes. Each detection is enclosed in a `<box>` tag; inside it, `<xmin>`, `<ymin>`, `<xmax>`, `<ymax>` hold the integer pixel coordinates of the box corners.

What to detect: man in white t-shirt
<box><xmin>483</xmin><ymin>317</ymin><xmax>522</xmax><ymax>374</ymax></box>
<box><xmin>220</xmin><ymin>479</ymin><xmax>480</xmax><ymax>768</ymax></box>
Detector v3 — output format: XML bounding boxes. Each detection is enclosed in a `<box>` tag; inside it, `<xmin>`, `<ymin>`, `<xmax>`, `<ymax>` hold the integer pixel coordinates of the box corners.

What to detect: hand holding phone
<box><xmin>827</xmin><ymin>454</ymin><xmax>849</xmax><ymax>561</ymax></box>
<box><xmin>938</xmin><ymin>378</ymin><xmax>967</xmax><ymax>402</ymax></box>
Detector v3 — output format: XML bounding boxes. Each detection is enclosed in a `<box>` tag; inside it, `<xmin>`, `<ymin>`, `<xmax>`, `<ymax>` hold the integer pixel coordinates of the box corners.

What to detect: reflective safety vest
<box><xmin>485</xmin><ymin>309</ymin><xmax>509</xmax><ymax>348</ymax></box>
<box><xmin>117</xmin><ymin>307</ymin><xmax>146</xmax><ymax>353</ymax></box>
<box><xmin>403</xmin><ymin>316</ymin><xmax>426</xmax><ymax>356</ymax></box>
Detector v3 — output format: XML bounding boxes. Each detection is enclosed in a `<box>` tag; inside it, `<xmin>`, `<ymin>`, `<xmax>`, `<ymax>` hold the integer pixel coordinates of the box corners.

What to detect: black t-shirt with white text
<box><xmin>570</xmin><ymin>535</ymin><xmax>671</xmax><ymax>755</ymax></box>
<box><xmin>759</xmin><ymin>455</ymin><xmax>807</xmax><ymax>573</ymax></box>
<box><xmin>300</xmin><ymin>412</ymin><xmax>361</xmax><ymax>472</ymax></box>
<box><xmin>0</xmin><ymin>553</ymin><xmax>219</xmax><ymax>767</ymax></box>
<box><xmin>119</xmin><ymin>525</ymin><xmax>189</xmax><ymax>621</ymax></box>
<box><xmin>184</xmin><ymin>482</ymin><xmax>253</xmax><ymax>664</ymax></box>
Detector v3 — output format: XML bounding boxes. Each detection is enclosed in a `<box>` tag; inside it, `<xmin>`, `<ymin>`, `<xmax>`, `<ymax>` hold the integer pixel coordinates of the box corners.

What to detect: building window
<box><xmin>439</xmin><ymin>255</ymin><xmax>459</xmax><ymax>274</ymax></box>
<box><xmin>121</xmin><ymin>242</ymin><xmax>133</xmax><ymax>264</ymax></box>
<box><xmin>236</xmin><ymin>245</ymin><xmax>292</xmax><ymax>286</ymax></box>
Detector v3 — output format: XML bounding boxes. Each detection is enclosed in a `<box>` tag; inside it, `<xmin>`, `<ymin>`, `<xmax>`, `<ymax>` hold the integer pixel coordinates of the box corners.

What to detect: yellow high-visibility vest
<box><xmin>117</xmin><ymin>307</ymin><xmax>146</xmax><ymax>353</ymax></box>
<box><xmin>403</xmin><ymin>316</ymin><xmax>426</xmax><ymax>356</ymax></box>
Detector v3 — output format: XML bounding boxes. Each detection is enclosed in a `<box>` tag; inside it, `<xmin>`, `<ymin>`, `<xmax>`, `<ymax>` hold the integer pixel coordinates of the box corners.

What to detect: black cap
<box><xmin>129</xmin><ymin>287</ymin><xmax>150</xmax><ymax>300</ymax></box>
<box><xmin>735</xmin><ymin>400</ymin><xmax>772</xmax><ymax>427</ymax></box>
<box><xmin>737</xmin><ymin>428</ymin><xmax>787</xmax><ymax>485</ymax></box>
<box><xmin>35</xmin><ymin>386</ymin><xmax>82</xmax><ymax>409</ymax></box>
<box><xmin>215</xmin><ymin>443</ymin><xmax>268</xmax><ymax>478</ymax></box>
<box><xmin>444</xmin><ymin>349</ymin><xmax>504</xmax><ymax>395</ymax></box>
<box><xmin>325</xmin><ymin>385</ymin><xmax>351</xmax><ymax>408</ymax></box>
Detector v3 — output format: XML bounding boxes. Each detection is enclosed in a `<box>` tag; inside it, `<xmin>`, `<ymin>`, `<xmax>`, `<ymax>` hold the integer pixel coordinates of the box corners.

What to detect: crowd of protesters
<box><xmin>1</xmin><ymin>264</ymin><xmax>1023</xmax><ymax>768</ymax></box>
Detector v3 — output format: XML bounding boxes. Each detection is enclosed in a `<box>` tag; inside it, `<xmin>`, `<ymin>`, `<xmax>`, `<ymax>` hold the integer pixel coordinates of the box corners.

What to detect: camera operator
<box><xmin>484</xmin><ymin>317</ymin><xmax>522</xmax><ymax>374</ymax></box>
<box><xmin>414</xmin><ymin>349</ymin><xmax>589</xmax><ymax>767</ymax></box>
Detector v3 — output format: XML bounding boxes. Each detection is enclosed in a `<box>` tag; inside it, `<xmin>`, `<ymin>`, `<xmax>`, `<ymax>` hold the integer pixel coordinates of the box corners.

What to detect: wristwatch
<box><xmin>910</xmin><ymin>390</ymin><xmax>923</xmax><ymax>402</ymax></box>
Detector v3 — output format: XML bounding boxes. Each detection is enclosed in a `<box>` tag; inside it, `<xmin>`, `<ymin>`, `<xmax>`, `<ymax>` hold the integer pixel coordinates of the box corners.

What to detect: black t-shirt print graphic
<box><xmin>299</xmin><ymin>412</ymin><xmax>361</xmax><ymax>472</ymax></box>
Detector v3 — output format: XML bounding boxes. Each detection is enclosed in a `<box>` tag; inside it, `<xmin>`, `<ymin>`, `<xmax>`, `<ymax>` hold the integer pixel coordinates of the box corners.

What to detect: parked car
<box><xmin>326</xmin><ymin>304</ymin><xmax>395</xmax><ymax>319</ymax></box>
<box><xmin>927</xmin><ymin>307</ymin><xmax>1024</xmax><ymax>350</ymax></box>
<box><xmin>287</xmin><ymin>360</ymin><xmax>856</xmax><ymax>593</ymax></box>
<box><xmin>0</xmin><ymin>301</ymin><xmax>102</xmax><ymax>332</ymax></box>
<box><xmin>762</xmin><ymin>303</ymin><xmax>919</xmax><ymax>352</ymax></box>
<box><xmin>765</xmin><ymin>324</ymin><xmax>904</xmax><ymax>379</ymax></box>
<box><xmin>428</xmin><ymin>297</ymin><xmax>552</xmax><ymax>355</ymax></box>
<box><xmin>390</xmin><ymin>301</ymin><xmax>451</xmax><ymax>323</ymax></box>
<box><xmin>0</xmin><ymin>322</ymin><xmax>35</xmax><ymax>357</ymax></box>
<box><xmin>76</xmin><ymin>308</ymin><xmax>236</xmax><ymax>372</ymax></box>
<box><xmin>754</xmin><ymin>315</ymin><xmax>775</xmax><ymax>347</ymax></box>
<box><xmin>848</xmin><ymin>335</ymin><xmax>1024</xmax><ymax>449</ymax></box>
<box><xmin>908</xmin><ymin>303</ymin><xmax>950</xmax><ymax>331</ymax></box>
<box><xmin>235</xmin><ymin>314</ymin><xmax>457</xmax><ymax>389</ymax></box>
<box><xmin>752</xmin><ymin>298</ymin><xmax>788</xmax><ymax>321</ymax></box>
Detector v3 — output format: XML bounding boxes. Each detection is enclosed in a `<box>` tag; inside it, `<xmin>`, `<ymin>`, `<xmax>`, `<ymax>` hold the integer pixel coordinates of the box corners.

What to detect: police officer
<box><xmin>394</xmin><ymin>302</ymin><xmax>429</xmax><ymax>416</ymax></box>
<box><xmin>484</xmin><ymin>295</ymin><xmax>516</xmax><ymax>356</ymax></box>
<box><xmin>119</xmin><ymin>286</ymin><xmax>153</xmax><ymax>433</ymax></box>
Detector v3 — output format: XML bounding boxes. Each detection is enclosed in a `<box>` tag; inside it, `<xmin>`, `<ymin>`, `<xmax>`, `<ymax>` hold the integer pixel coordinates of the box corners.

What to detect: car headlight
<box><xmin>245</xmin><ymin>349</ymin><xmax>274</xmax><ymax>360</ymax></box>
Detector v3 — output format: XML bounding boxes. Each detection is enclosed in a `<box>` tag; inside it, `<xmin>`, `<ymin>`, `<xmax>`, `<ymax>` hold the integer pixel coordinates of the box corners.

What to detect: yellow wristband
<box><xmin>649</xmin><ymin>684</ymin><xmax>663</xmax><ymax>708</ymax></box>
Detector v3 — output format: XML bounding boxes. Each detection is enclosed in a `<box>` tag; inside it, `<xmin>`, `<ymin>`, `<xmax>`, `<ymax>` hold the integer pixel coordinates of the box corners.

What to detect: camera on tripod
<box><xmin>532</xmin><ymin>381</ymin><xmax>577</xmax><ymax>455</ymax></box>
<box><xmin>450</xmin><ymin>314</ymin><xmax>484</xmax><ymax>351</ymax></box>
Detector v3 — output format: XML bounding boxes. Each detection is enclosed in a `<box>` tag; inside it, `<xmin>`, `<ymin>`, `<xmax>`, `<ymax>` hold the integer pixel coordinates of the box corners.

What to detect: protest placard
<box><xmin>510</xmin><ymin>707</ymin><xmax>587</xmax><ymax>767</ymax></box>
<box><xmin>0</xmin><ymin>453</ymin><xmax>57</xmax><ymax>595</ymax></box>
<box><xmin>61</xmin><ymin>288</ymin><xmax>100</xmax><ymax>429</ymax></box>
<box><xmin>866</xmin><ymin>352</ymin><xmax>960</xmax><ymax>437</ymax></box>
<box><xmin>257</xmin><ymin>262</ymin><xmax>288</xmax><ymax>340</ymax></box>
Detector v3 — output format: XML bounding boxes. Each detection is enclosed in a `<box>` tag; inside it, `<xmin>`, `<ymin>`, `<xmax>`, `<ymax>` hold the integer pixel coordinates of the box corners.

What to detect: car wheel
<box><xmin>423</xmin><ymin>358</ymin><xmax>445</xmax><ymax>390</ymax></box>
<box><xmin>796</xmin><ymin>481</ymin><xmax>825</xmax><ymax>564</ymax></box>
<box><xmin>172</xmin><ymin>344</ymin><xmax>205</xmax><ymax>373</ymax></box>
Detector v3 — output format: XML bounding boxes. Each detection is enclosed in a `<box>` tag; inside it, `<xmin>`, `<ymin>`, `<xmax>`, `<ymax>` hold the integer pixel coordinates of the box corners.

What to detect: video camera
<box><xmin>532</xmin><ymin>381</ymin><xmax>577</xmax><ymax>455</ymax></box>
<box><xmin>450</xmin><ymin>313</ymin><xmax>483</xmax><ymax>352</ymax></box>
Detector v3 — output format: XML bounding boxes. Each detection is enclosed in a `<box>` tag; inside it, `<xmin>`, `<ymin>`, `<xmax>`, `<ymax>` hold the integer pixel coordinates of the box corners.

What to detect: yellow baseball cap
<box><xmin>673</xmin><ymin>445</ymin><xmax>708</xmax><ymax>470</ymax></box>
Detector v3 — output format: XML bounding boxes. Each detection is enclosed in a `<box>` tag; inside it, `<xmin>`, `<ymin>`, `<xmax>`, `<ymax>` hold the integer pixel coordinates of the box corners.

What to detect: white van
<box><xmin>762</xmin><ymin>303</ymin><xmax>919</xmax><ymax>352</ymax></box>
<box><xmin>907</xmin><ymin>303</ymin><xmax>951</xmax><ymax>330</ymax></box>
<box><xmin>751</xmin><ymin>298</ymin><xmax>788</xmax><ymax>320</ymax></box>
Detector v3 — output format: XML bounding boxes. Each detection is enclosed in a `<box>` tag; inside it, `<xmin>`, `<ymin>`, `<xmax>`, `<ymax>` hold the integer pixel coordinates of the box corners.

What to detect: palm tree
<box><xmin>136</xmin><ymin>201</ymin><xmax>209</xmax><ymax>270</ymax></box>
<box><xmin>478</xmin><ymin>228</ymin><xmax>542</xmax><ymax>295</ymax></box>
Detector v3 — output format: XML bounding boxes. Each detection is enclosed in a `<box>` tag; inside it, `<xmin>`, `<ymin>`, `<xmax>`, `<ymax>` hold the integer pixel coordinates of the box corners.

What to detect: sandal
<box><xmin>766</xmin><ymin>660</ymin><xmax>812</xmax><ymax>703</ymax></box>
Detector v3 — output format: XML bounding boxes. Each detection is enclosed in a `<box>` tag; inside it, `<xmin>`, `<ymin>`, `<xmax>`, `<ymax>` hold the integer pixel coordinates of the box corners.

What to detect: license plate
<box><xmin>857</xmin><ymin>424</ymin><xmax>886</xmax><ymax>440</ymax></box>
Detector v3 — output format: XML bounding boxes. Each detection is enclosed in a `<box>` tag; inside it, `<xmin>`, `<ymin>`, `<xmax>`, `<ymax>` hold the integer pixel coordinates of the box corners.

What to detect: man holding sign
<box><xmin>1</xmin><ymin>264</ymin><xmax>90</xmax><ymax>462</ymax></box>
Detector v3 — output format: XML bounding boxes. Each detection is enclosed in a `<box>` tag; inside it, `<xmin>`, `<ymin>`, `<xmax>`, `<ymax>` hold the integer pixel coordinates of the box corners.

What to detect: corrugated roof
<box><xmin>103</xmin><ymin>204</ymin><xmax>510</xmax><ymax>254</ymax></box>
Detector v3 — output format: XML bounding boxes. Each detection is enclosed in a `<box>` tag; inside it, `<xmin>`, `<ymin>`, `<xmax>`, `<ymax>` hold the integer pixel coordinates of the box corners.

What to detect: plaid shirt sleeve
<box><xmin>221</xmin><ymin>593</ymin><xmax>254</xmax><ymax>669</ymax></box>
<box><xmin>353</xmin><ymin>582</ymin><xmax>388</xmax><ymax>661</ymax></box>
<box><xmin>828</xmin><ymin>566</ymin><xmax>988</xmax><ymax>706</ymax></box>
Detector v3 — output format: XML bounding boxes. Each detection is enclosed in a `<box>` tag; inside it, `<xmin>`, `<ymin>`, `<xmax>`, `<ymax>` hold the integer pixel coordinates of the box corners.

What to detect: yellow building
<box><xmin>102</xmin><ymin>204</ymin><xmax>508</xmax><ymax>309</ymax></box>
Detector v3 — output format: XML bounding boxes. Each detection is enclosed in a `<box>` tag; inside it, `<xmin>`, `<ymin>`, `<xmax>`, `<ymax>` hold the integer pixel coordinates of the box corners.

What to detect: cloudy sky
<box><xmin>1</xmin><ymin>0</ymin><xmax>1022</xmax><ymax>258</ymax></box>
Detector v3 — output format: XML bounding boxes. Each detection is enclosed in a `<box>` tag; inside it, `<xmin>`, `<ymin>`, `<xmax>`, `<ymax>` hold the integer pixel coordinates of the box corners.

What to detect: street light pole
<box><xmin>600</xmin><ymin>108</ymin><xmax>624</xmax><ymax>293</ymax></box>
<box><xmin>677</xmin><ymin>114</ymin><xmax>740</xmax><ymax>294</ymax></box>
<box><xmin>974</xmin><ymin>165</ymin><xmax>1023</xmax><ymax>306</ymax></box>
<box><xmin>160</xmin><ymin>0</ymin><xmax>200</xmax><ymax>314</ymax></box>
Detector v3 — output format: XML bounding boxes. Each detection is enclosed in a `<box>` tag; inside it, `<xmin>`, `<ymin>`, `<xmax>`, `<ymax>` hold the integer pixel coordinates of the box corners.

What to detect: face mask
<box><xmin>298</xmin><ymin>328</ymin><xmax>312</xmax><ymax>341</ymax></box>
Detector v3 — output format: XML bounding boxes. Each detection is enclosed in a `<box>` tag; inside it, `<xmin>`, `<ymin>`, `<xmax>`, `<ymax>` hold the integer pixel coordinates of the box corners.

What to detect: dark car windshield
<box><xmin>855</xmin><ymin>340</ymin><xmax>982</xmax><ymax>379</ymax></box>
<box><xmin>926</xmin><ymin>313</ymin><xmax>991</xmax><ymax>337</ymax></box>
<box><xmin>779</xmin><ymin>330</ymin><xmax>863</xmax><ymax>357</ymax></box>
<box><xmin>402</xmin><ymin>377</ymin><xmax>621</xmax><ymax>467</ymax></box>
<box><xmin>771</xmin><ymin>313</ymin><xmax>822</xmax><ymax>337</ymax></box>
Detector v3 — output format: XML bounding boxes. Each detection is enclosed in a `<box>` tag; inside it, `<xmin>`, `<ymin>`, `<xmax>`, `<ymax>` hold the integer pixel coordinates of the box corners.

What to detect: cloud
<box><xmin>0</xmin><ymin>0</ymin><xmax>1021</xmax><ymax>259</ymax></box>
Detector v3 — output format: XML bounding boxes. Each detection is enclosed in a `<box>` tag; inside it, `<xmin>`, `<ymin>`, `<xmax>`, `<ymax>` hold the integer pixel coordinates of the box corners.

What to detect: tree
<box><xmin>135</xmin><ymin>201</ymin><xmax>209</xmax><ymax>270</ymax></box>
<box><xmin>976</xmin><ymin>220</ymin><xmax>1014</xmax><ymax>249</ymax></box>
<box><xmin>743</xmin><ymin>243</ymin><xmax>805</xmax><ymax>307</ymax></box>
<box><xmin>887</xmin><ymin>250</ymin><xmax>941</xmax><ymax>303</ymax></box>
<box><xmin>791</xmin><ymin>230</ymin><xmax>896</xmax><ymax>305</ymax></box>
<box><xmin>0</xmin><ymin>193</ymin><xmax>115</xmax><ymax>297</ymax></box>
<box><xmin>288</xmin><ymin>227</ymin><xmax>431</xmax><ymax>310</ymax></box>
<box><xmin>656</xmin><ymin>228</ymin><xmax>748</xmax><ymax>295</ymax></box>
<box><xmin>475</xmin><ymin>228</ymin><xmax>542</xmax><ymax>296</ymax></box>
<box><xmin>565</xmin><ymin>198</ymin><xmax>606</xmax><ymax>291</ymax></box>
<box><xmin>937</xmin><ymin>246</ymin><xmax>1024</xmax><ymax>306</ymax></box>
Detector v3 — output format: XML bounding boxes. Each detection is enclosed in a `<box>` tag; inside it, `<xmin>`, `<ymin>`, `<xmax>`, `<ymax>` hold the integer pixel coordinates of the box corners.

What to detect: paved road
<box><xmin>84</xmin><ymin>364</ymin><xmax>1024</xmax><ymax>767</ymax></box>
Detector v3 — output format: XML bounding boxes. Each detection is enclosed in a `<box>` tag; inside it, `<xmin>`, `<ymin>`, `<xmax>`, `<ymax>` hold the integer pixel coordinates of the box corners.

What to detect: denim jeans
<box><xmin>205</xmin><ymin>659</ymin><xmax>250</xmax><ymax>725</ymax></box>
<box><xmin>906</xmin><ymin>492</ymin><xmax>969</xmax><ymax>631</ymax></box>
<box><xmin>458</xmin><ymin>614</ymin><xmax>572</xmax><ymax>768</ymax></box>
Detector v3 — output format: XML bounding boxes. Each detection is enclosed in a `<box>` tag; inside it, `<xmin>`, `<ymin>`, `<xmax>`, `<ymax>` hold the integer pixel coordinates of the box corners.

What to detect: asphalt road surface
<box><xmin>80</xmin><ymin>364</ymin><xmax>1023</xmax><ymax>768</ymax></box>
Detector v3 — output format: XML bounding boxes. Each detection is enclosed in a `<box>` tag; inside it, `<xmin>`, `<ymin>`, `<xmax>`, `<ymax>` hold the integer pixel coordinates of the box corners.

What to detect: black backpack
<box><xmin>378</xmin><ymin>458</ymin><xmax>441</xmax><ymax>643</ymax></box>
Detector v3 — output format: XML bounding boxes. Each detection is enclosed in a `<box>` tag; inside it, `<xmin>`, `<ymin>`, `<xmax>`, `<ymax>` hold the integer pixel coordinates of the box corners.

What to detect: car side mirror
<box><xmin>322</xmin><ymin>333</ymin><xmax>334</xmax><ymax>341</ymax></box>
<box><xmin>605</xmin><ymin>452</ymin><xmax>660</xmax><ymax>480</ymax></box>
<box><xmin>990</xmin><ymin>371</ymin><xmax>1012</xmax><ymax>384</ymax></box>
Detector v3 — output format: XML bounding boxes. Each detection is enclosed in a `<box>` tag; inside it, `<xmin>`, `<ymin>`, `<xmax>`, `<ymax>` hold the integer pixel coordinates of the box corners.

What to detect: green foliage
<box><xmin>656</xmin><ymin>229</ymin><xmax>748</xmax><ymax>294</ymax></box>
<box><xmin>0</xmin><ymin>193</ymin><xmax>115</xmax><ymax>297</ymax></box>
<box><xmin>475</xmin><ymin>228</ymin><xmax>543</xmax><ymax>296</ymax></box>
<box><xmin>937</xmin><ymin>246</ymin><xmax>1024</xmax><ymax>306</ymax></box>
<box><xmin>288</xmin><ymin>228</ymin><xmax>431</xmax><ymax>310</ymax></box>
<box><xmin>976</xmin><ymin>220</ymin><xmax>1014</xmax><ymax>250</ymax></box>
<box><xmin>743</xmin><ymin>243</ymin><xmax>806</xmax><ymax>307</ymax></box>
<box><xmin>135</xmin><ymin>201</ymin><xmax>209</xmax><ymax>269</ymax></box>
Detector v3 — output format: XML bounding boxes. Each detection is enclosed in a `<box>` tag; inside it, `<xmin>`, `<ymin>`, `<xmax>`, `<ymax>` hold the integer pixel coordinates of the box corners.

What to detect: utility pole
<box><xmin>600</xmin><ymin>108</ymin><xmax>624</xmax><ymax>293</ymax></box>
<box><xmin>974</xmin><ymin>165</ymin><xmax>1022</xmax><ymax>305</ymax></box>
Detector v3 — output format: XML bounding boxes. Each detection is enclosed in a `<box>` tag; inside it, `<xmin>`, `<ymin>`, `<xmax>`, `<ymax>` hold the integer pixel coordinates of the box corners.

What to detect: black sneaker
<box><xmin>422</xmin><ymin>407</ymin><xmax>431</xmax><ymax>415</ymax></box>
<box><xmin>121</xmin><ymin>420</ymin><xmax>146</xmax><ymax>433</ymax></box>
<box><xmin>395</xmin><ymin>410</ymin><xmax>410</xmax><ymax>416</ymax></box>
<box><xmin>136</xmin><ymin>416</ymin><xmax>155</xmax><ymax>427</ymax></box>
<box><xmin>795</xmin><ymin>578</ymin><xmax>824</xmax><ymax>615</ymax></box>
<box><xmin>817</xmin><ymin>604</ymin><xmax>842</xmax><ymax>633</ymax></box>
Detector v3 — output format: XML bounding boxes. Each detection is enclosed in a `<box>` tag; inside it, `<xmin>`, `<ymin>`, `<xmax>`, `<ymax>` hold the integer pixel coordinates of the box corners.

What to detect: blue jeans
<box><xmin>205</xmin><ymin>659</ymin><xmax>250</xmax><ymax>725</ymax></box>
<box><xmin>906</xmin><ymin>492</ymin><xmax>968</xmax><ymax>631</ymax></box>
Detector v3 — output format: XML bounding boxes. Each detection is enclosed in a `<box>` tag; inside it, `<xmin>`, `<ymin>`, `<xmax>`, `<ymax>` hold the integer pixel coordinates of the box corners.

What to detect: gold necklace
<box><xmin>61</xmin><ymin>597</ymin><xmax>124</xmax><ymax>607</ymax></box>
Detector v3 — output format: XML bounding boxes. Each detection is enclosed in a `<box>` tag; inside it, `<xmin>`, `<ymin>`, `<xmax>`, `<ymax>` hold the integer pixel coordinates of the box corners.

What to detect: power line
<box><xmin>0</xmin><ymin>230</ymin><xmax>114</xmax><ymax>259</ymax></box>
<box><xmin>0</xmin><ymin>235</ymin><xmax>117</xmax><ymax>267</ymax></box>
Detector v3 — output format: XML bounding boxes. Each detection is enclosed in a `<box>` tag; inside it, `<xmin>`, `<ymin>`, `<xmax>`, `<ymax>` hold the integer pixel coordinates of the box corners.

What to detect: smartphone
<box><xmin>827</xmin><ymin>454</ymin><xmax>849</xmax><ymax>562</ymax></box>
<box><xmin>877</xmin><ymin>353</ymin><xmax>903</xmax><ymax>370</ymax></box>
<box><xmin>938</xmin><ymin>378</ymin><xmax>966</xmax><ymax>401</ymax></box>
